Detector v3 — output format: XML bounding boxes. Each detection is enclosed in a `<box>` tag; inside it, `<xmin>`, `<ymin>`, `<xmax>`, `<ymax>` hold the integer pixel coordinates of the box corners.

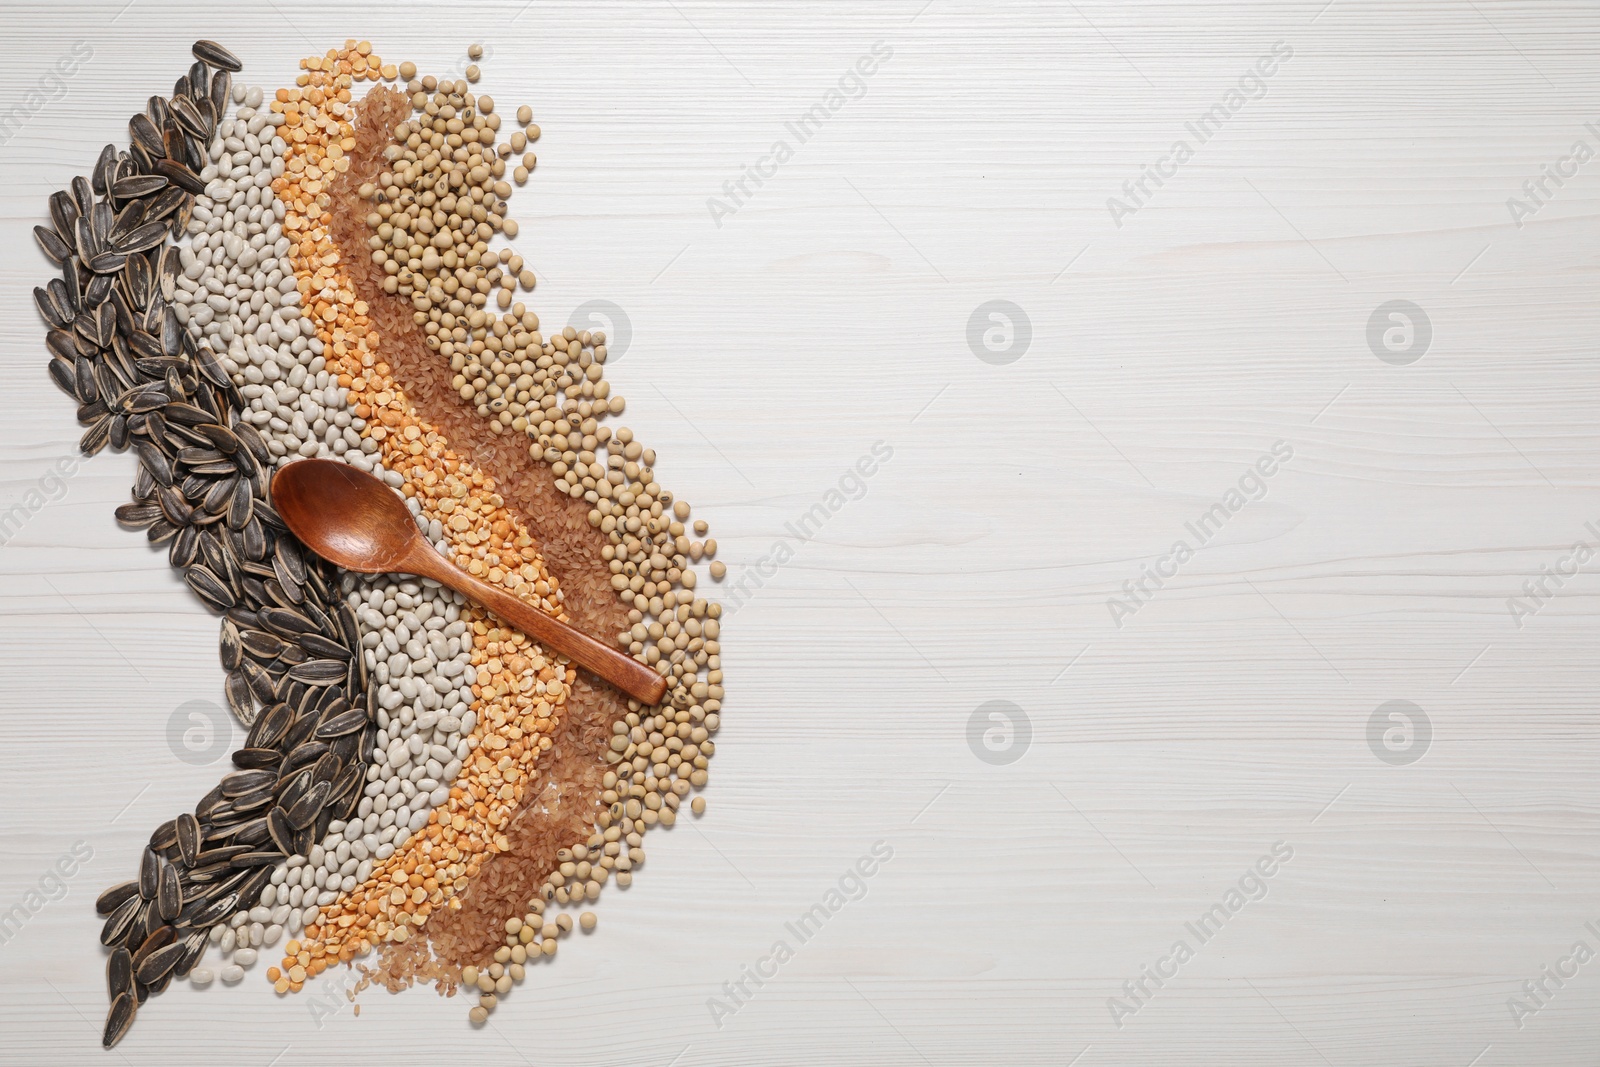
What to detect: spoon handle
<box><xmin>413</xmin><ymin>549</ymin><xmax>669</xmax><ymax>706</ymax></box>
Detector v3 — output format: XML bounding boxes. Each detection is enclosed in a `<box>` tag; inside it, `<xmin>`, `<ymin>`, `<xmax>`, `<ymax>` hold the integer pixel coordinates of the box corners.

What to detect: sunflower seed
<box><xmin>46</xmin><ymin>357</ymin><xmax>77</xmax><ymax>399</ymax></box>
<box><xmin>112</xmin><ymin>413</ymin><xmax>137</xmax><ymax>452</ymax></box>
<box><xmin>129</xmin><ymin>115</ymin><xmax>164</xmax><ymax>161</ymax></box>
<box><xmin>192</xmin><ymin>342</ymin><xmax>231</xmax><ymax>389</ymax></box>
<box><xmin>88</xmin><ymin>250</ymin><xmax>129</xmax><ymax>274</ymax></box>
<box><xmin>280</xmin><ymin>741</ymin><xmax>327</xmax><ymax>778</ymax></box>
<box><xmin>113</xmin><ymin>220</ymin><xmax>170</xmax><ymax>255</ymax></box>
<box><xmin>167</xmin><ymin>94</ymin><xmax>207</xmax><ymax>139</ymax></box>
<box><xmin>155</xmin><ymin>860</ymin><xmax>180</xmax><ymax>921</ymax></box>
<box><xmin>234</xmin><ymin>419</ymin><xmax>269</xmax><ymax>464</ymax></box>
<box><xmin>152</xmin><ymin>157</ymin><xmax>206</xmax><ymax>195</ymax></box>
<box><xmin>113</xmin><ymin>505</ymin><xmax>158</xmax><ymax>534</ymax></box>
<box><xmin>113</xmin><ymin>173</ymin><xmax>168</xmax><ymax>200</ymax></box>
<box><xmin>215</xmin><ymin>815</ymin><xmax>271</xmax><ymax>846</ymax></box>
<box><xmin>73</xmin><ymin>357</ymin><xmax>98</xmax><ymax>404</ymax></box>
<box><xmin>99</xmin><ymin>894</ymin><xmax>141</xmax><ymax>947</ymax></box>
<box><xmin>80</xmin><ymin>417</ymin><xmax>111</xmax><ymax>456</ymax></box>
<box><xmin>313</xmin><ymin>708</ymin><xmax>369</xmax><ymax>741</ymax></box>
<box><xmin>273</xmin><ymin>675</ymin><xmax>302</xmax><ymax>709</ymax></box>
<box><xmin>135</xmin><ymin>439</ymin><xmax>173</xmax><ymax>485</ymax></box>
<box><xmin>145</xmin><ymin>516</ymin><xmax>176</xmax><ymax>544</ymax></box>
<box><xmin>220</xmin><ymin>768</ymin><xmax>275</xmax><ymax>797</ymax></box>
<box><xmin>287</xmin><ymin>780</ymin><xmax>331</xmax><ymax>828</ymax></box>
<box><xmin>79</xmin><ymin>399</ymin><xmax>110</xmax><ymax>427</ymax></box>
<box><xmin>227</xmin><ymin>477</ymin><xmax>252</xmax><ymax>530</ymax></box>
<box><xmin>134</xmin><ymin>939</ymin><xmax>185</xmax><ymax>986</ymax></box>
<box><xmin>219</xmin><ymin>618</ymin><xmax>242</xmax><ymax>670</ymax></box>
<box><xmin>241</xmin><ymin>659</ymin><xmax>276</xmax><ymax>703</ymax></box>
<box><xmin>130</xmin><ymin>925</ymin><xmax>174</xmax><ymax>973</ymax></box>
<box><xmin>190</xmin><ymin>39</ymin><xmax>242</xmax><ymax>71</ymax></box>
<box><xmin>189</xmin><ymin>893</ymin><xmax>238</xmax><ymax>928</ymax></box>
<box><xmin>209</xmin><ymin>69</ymin><xmax>231</xmax><ymax>119</ymax></box>
<box><xmin>246</xmin><ymin>702</ymin><xmax>292</xmax><ymax>750</ymax></box>
<box><xmin>144</xmin><ymin>185</ymin><xmax>187</xmax><ymax>222</ymax></box>
<box><xmin>168</xmin><ymin>523</ymin><xmax>199</xmax><ymax>567</ymax></box>
<box><xmin>259</xmin><ymin>606</ymin><xmax>314</xmax><ymax>637</ymax></box>
<box><xmin>266</xmin><ymin>806</ymin><xmax>295</xmax><ymax>855</ymax></box>
<box><xmin>239</xmin><ymin>629</ymin><xmax>287</xmax><ymax>661</ymax></box>
<box><xmin>103</xmin><ymin>992</ymin><xmax>136</xmax><ymax>1049</ymax></box>
<box><xmin>230</xmin><ymin>747</ymin><xmax>282</xmax><ymax>770</ymax></box>
<box><xmin>34</xmin><ymin>224</ymin><xmax>72</xmax><ymax>264</ymax></box>
<box><xmin>148</xmin><ymin>819</ymin><xmax>178</xmax><ymax>853</ymax></box>
<box><xmin>34</xmin><ymin>285</ymin><xmax>71</xmax><ymax>328</ymax></box>
<box><xmin>288</xmin><ymin>658</ymin><xmax>347</xmax><ymax>686</ymax></box>
<box><xmin>70</xmin><ymin>175</ymin><xmax>92</xmax><ymax>216</ymax></box>
<box><xmin>156</xmin><ymin>485</ymin><xmax>192</xmax><ymax>526</ymax></box>
<box><xmin>175</xmin><ymin>813</ymin><xmax>201</xmax><ymax>866</ymax></box>
<box><xmin>241</xmin><ymin>516</ymin><xmax>268</xmax><ymax>562</ymax></box>
<box><xmin>75</xmin><ymin>216</ymin><xmax>98</xmax><ymax>259</ymax></box>
<box><xmin>229</xmin><ymin>785</ymin><xmax>274</xmax><ymax>813</ymax></box>
<box><xmin>49</xmin><ymin>189</ymin><xmax>79</xmax><ymax>241</ymax></box>
<box><xmin>94</xmin><ymin>301</ymin><xmax>117</xmax><ymax>348</ymax></box>
<box><xmin>83</xmin><ymin>270</ymin><xmax>112</xmax><ymax>309</ymax></box>
<box><xmin>123</xmin><ymin>253</ymin><xmax>153</xmax><ymax>306</ymax></box>
<box><xmin>96</xmin><ymin>880</ymin><xmax>140</xmax><ymax>917</ymax></box>
<box><xmin>187</xmin><ymin>854</ymin><xmax>245</xmax><ymax>880</ymax></box>
<box><xmin>234</xmin><ymin>850</ymin><xmax>287</xmax><ymax>870</ymax></box>
<box><xmin>184</xmin><ymin>565</ymin><xmax>235</xmax><ymax>611</ymax></box>
<box><xmin>109</xmin><ymin>200</ymin><xmax>146</xmax><ymax>243</ymax></box>
<box><xmin>185</xmin><ymin>59</ymin><xmax>208</xmax><ymax>97</ymax></box>
<box><xmin>223</xmin><ymin>670</ymin><xmax>254</xmax><ymax>722</ymax></box>
<box><xmin>174</xmin><ymin>931</ymin><xmax>209</xmax><ymax>978</ymax></box>
<box><xmin>137</xmin><ymin>849</ymin><xmax>159</xmax><ymax>899</ymax></box>
<box><xmin>162</xmin><ymin>307</ymin><xmax>186</xmax><ymax>358</ymax></box>
<box><xmin>106</xmin><ymin>945</ymin><xmax>133</xmax><ymax>1002</ymax></box>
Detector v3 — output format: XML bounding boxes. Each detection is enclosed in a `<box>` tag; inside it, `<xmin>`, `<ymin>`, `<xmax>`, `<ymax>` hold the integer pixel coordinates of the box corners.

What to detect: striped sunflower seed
<box><xmin>183</xmin><ymin>565</ymin><xmax>234</xmax><ymax>611</ymax></box>
<box><xmin>265</xmin><ymin>806</ymin><xmax>295</xmax><ymax>855</ymax></box>
<box><xmin>129</xmin><ymin>925</ymin><xmax>174</xmax><ymax>972</ymax></box>
<box><xmin>34</xmin><ymin>225</ymin><xmax>71</xmax><ymax>264</ymax></box>
<box><xmin>191</xmin><ymin>39</ymin><xmax>242</xmax><ymax>72</ymax></box>
<box><xmin>314</xmin><ymin>708</ymin><xmax>368</xmax><ymax>739</ymax></box>
<box><xmin>137</xmin><ymin>849</ymin><xmax>159</xmax><ymax>900</ymax></box>
<box><xmin>219</xmin><ymin>618</ymin><xmax>242</xmax><ymax>670</ymax></box>
<box><xmin>96</xmin><ymin>880</ymin><xmax>140</xmax><ymax>917</ymax></box>
<box><xmin>231</xmin><ymin>748</ymin><xmax>282</xmax><ymax>771</ymax></box>
<box><xmin>102</xmin><ymin>992</ymin><xmax>136</xmax><ymax>1049</ymax></box>
<box><xmin>287</xmin><ymin>658</ymin><xmax>347</xmax><ymax>686</ymax></box>
<box><xmin>287</xmin><ymin>780</ymin><xmax>331</xmax><ymax>828</ymax></box>
<box><xmin>133</xmin><ymin>939</ymin><xmax>185</xmax><ymax>986</ymax></box>
<box><xmin>106</xmin><ymin>946</ymin><xmax>133</xmax><ymax>1001</ymax></box>
<box><xmin>219</xmin><ymin>768</ymin><xmax>275</xmax><ymax>796</ymax></box>
<box><xmin>99</xmin><ymin>894</ymin><xmax>141</xmax><ymax>947</ymax></box>
<box><xmin>155</xmin><ymin>860</ymin><xmax>180</xmax><ymax>922</ymax></box>
<box><xmin>224</xmin><ymin>669</ymin><xmax>255</xmax><ymax>723</ymax></box>
<box><xmin>175</xmin><ymin>812</ymin><xmax>200</xmax><ymax>866</ymax></box>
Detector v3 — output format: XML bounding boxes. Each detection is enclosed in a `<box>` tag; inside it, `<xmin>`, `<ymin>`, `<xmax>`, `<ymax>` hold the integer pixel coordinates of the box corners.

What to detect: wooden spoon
<box><xmin>270</xmin><ymin>458</ymin><xmax>668</xmax><ymax>706</ymax></box>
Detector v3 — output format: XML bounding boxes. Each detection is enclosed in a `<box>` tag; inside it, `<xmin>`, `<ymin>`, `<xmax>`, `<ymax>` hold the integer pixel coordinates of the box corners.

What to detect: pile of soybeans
<box><xmin>32</xmin><ymin>37</ymin><xmax>724</xmax><ymax>1050</ymax></box>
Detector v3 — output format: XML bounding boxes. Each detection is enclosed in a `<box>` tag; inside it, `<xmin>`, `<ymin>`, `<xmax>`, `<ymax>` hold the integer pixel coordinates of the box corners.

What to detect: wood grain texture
<box><xmin>1</xmin><ymin>0</ymin><xmax>1599</xmax><ymax>1062</ymax></box>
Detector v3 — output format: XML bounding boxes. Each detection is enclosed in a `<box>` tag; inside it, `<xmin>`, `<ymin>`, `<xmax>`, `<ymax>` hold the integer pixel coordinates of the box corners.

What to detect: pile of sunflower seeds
<box><xmin>33</xmin><ymin>40</ymin><xmax>378</xmax><ymax>1051</ymax></box>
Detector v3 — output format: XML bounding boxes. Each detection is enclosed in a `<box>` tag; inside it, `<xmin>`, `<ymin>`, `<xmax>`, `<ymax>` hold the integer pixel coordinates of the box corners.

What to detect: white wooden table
<box><xmin>1</xmin><ymin>1</ymin><xmax>1597</xmax><ymax>1062</ymax></box>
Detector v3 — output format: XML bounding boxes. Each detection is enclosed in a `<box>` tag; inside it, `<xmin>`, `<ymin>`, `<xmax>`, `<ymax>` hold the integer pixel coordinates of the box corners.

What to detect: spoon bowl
<box><xmin>271</xmin><ymin>458</ymin><xmax>419</xmax><ymax>574</ymax></box>
<box><xmin>271</xmin><ymin>458</ymin><xmax>668</xmax><ymax>706</ymax></box>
